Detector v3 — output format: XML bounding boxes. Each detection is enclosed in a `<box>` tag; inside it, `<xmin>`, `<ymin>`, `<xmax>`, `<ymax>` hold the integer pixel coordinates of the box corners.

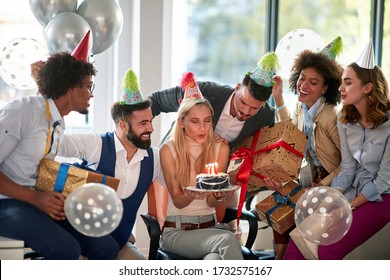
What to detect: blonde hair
<box><xmin>172</xmin><ymin>98</ymin><xmax>215</xmax><ymax>185</ymax></box>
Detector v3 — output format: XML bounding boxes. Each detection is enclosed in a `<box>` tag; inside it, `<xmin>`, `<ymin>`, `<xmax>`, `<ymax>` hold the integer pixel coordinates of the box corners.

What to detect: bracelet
<box><xmin>276</xmin><ymin>103</ymin><xmax>286</xmax><ymax>112</ymax></box>
<box><xmin>213</xmin><ymin>193</ymin><xmax>224</xmax><ymax>202</ymax></box>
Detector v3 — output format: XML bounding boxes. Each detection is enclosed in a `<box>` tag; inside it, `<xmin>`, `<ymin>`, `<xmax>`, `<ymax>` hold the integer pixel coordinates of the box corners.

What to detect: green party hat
<box><xmin>120</xmin><ymin>69</ymin><xmax>144</xmax><ymax>105</ymax></box>
<box><xmin>320</xmin><ymin>36</ymin><xmax>343</xmax><ymax>60</ymax></box>
<box><xmin>248</xmin><ymin>52</ymin><xmax>279</xmax><ymax>87</ymax></box>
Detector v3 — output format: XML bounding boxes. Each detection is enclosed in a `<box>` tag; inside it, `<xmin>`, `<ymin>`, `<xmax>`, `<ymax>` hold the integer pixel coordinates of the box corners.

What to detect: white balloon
<box><xmin>294</xmin><ymin>186</ymin><xmax>353</xmax><ymax>245</ymax></box>
<box><xmin>0</xmin><ymin>38</ymin><xmax>48</xmax><ymax>90</ymax></box>
<box><xmin>65</xmin><ymin>183</ymin><xmax>123</xmax><ymax>237</ymax></box>
<box><xmin>275</xmin><ymin>29</ymin><xmax>323</xmax><ymax>79</ymax></box>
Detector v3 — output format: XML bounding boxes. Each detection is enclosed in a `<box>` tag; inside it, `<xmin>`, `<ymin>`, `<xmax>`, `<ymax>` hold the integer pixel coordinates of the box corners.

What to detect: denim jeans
<box><xmin>161</xmin><ymin>214</ymin><xmax>244</xmax><ymax>260</ymax></box>
<box><xmin>0</xmin><ymin>199</ymin><xmax>119</xmax><ymax>260</ymax></box>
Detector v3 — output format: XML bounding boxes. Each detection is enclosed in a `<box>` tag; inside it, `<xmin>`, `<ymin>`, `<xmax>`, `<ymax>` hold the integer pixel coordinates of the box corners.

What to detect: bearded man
<box><xmin>58</xmin><ymin>69</ymin><xmax>165</xmax><ymax>259</ymax></box>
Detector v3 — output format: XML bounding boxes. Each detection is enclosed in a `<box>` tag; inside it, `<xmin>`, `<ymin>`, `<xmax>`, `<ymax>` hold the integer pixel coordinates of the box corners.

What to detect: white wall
<box><xmin>117</xmin><ymin>0</ymin><xmax>173</xmax><ymax>256</ymax></box>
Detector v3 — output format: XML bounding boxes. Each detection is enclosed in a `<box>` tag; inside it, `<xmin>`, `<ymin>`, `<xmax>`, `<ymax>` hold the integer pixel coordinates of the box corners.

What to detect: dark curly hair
<box><xmin>340</xmin><ymin>63</ymin><xmax>390</xmax><ymax>129</ymax></box>
<box><xmin>241</xmin><ymin>74</ymin><xmax>273</xmax><ymax>101</ymax></box>
<box><xmin>38</xmin><ymin>52</ymin><xmax>96</xmax><ymax>99</ymax></box>
<box><xmin>289</xmin><ymin>50</ymin><xmax>343</xmax><ymax>105</ymax></box>
<box><xmin>111</xmin><ymin>100</ymin><xmax>152</xmax><ymax>125</ymax></box>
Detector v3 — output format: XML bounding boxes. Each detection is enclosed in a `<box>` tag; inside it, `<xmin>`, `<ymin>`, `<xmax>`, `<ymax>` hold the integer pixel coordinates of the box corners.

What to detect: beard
<box><xmin>79</xmin><ymin>109</ymin><xmax>89</xmax><ymax>115</ymax></box>
<box><xmin>126</xmin><ymin>127</ymin><xmax>152</xmax><ymax>149</ymax></box>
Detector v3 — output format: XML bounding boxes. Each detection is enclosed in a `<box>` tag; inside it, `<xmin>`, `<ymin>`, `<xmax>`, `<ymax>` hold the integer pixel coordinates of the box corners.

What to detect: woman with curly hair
<box><xmin>284</xmin><ymin>39</ymin><xmax>390</xmax><ymax>259</ymax></box>
<box><xmin>266</xmin><ymin>37</ymin><xmax>344</xmax><ymax>259</ymax></box>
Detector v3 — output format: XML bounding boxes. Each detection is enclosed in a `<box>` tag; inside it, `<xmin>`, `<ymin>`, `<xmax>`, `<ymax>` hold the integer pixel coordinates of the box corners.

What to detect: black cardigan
<box><xmin>149</xmin><ymin>81</ymin><xmax>275</xmax><ymax>148</ymax></box>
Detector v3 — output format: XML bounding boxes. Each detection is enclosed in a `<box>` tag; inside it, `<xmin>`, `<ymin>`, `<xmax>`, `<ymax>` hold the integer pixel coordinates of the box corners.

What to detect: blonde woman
<box><xmin>160</xmin><ymin>95</ymin><xmax>243</xmax><ymax>260</ymax></box>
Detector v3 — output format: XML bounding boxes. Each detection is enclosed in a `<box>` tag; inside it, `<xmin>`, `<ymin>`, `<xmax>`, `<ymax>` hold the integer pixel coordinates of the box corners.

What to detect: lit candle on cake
<box><xmin>213</xmin><ymin>162</ymin><xmax>219</xmax><ymax>174</ymax></box>
<box><xmin>204</xmin><ymin>162</ymin><xmax>218</xmax><ymax>175</ymax></box>
<box><xmin>196</xmin><ymin>161</ymin><xmax>230</xmax><ymax>190</ymax></box>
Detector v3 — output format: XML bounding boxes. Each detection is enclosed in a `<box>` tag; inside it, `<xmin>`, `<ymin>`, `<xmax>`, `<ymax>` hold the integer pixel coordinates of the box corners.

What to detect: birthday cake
<box><xmin>195</xmin><ymin>162</ymin><xmax>230</xmax><ymax>190</ymax></box>
<box><xmin>195</xmin><ymin>173</ymin><xmax>230</xmax><ymax>190</ymax></box>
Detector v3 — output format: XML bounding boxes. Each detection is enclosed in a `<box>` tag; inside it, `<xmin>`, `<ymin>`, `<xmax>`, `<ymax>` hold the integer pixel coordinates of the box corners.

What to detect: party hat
<box><xmin>180</xmin><ymin>72</ymin><xmax>204</xmax><ymax>99</ymax></box>
<box><xmin>120</xmin><ymin>69</ymin><xmax>144</xmax><ymax>105</ymax></box>
<box><xmin>248</xmin><ymin>52</ymin><xmax>279</xmax><ymax>87</ymax></box>
<box><xmin>71</xmin><ymin>30</ymin><xmax>91</xmax><ymax>62</ymax></box>
<box><xmin>356</xmin><ymin>38</ymin><xmax>375</xmax><ymax>69</ymax></box>
<box><xmin>320</xmin><ymin>36</ymin><xmax>343</xmax><ymax>60</ymax></box>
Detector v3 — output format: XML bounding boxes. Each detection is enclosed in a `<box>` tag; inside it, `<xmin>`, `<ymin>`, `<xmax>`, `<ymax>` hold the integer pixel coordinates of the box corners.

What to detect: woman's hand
<box><xmin>212</xmin><ymin>191</ymin><xmax>227</xmax><ymax>202</ymax></box>
<box><xmin>263</xmin><ymin>177</ymin><xmax>283</xmax><ymax>191</ymax></box>
<box><xmin>271</xmin><ymin>75</ymin><xmax>285</xmax><ymax>107</ymax></box>
<box><xmin>206</xmin><ymin>190</ymin><xmax>228</xmax><ymax>207</ymax></box>
<box><xmin>183</xmin><ymin>187</ymin><xmax>209</xmax><ymax>200</ymax></box>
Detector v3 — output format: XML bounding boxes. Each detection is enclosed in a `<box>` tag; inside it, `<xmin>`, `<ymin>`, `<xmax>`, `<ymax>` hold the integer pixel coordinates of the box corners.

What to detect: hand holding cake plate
<box><xmin>186</xmin><ymin>185</ymin><xmax>240</xmax><ymax>193</ymax></box>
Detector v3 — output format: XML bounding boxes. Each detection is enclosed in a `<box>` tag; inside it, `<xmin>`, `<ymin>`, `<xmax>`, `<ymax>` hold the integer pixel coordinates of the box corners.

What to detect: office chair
<box><xmin>140</xmin><ymin>207</ymin><xmax>275</xmax><ymax>260</ymax></box>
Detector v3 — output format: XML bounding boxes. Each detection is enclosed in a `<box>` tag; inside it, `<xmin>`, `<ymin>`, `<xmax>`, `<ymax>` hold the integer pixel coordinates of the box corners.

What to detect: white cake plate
<box><xmin>185</xmin><ymin>185</ymin><xmax>240</xmax><ymax>193</ymax></box>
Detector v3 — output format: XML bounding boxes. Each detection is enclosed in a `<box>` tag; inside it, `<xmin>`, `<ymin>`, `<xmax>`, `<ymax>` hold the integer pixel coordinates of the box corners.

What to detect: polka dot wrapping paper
<box><xmin>36</xmin><ymin>159</ymin><xmax>119</xmax><ymax>196</ymax></box>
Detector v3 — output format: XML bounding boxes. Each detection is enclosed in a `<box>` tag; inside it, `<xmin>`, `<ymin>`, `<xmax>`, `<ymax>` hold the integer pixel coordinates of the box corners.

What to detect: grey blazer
<box><xmin>149</xmin><ymin>81</ymin><xmax>275</xmax><ymax>148</ymax></box>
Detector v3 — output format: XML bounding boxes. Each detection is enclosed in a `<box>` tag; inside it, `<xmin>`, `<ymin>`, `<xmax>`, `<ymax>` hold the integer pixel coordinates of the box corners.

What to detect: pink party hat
<box><xmin>180</xmin><ymin>72</ymin><xmax>204</xmax><ymax>100</ymax></box>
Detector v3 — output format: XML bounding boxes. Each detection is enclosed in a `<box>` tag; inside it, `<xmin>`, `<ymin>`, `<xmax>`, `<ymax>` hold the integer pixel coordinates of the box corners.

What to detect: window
<box><xmin>278</xmin><ymin>0</ymin><xmax>371</xmax><ymax>113</ymax></box>
<box><xmin>165</xmin><ymin>0</ymin><xmax>267</xmax><ymax>142</ymax></box>
<box><xmin>279</xmin><ymin>0</ymin><xmax>371</xmax><ymax>67</ymax></box>
<box><xmin>171</xmin><ymin>0</ymin><xmax>267</xmax><ymax>86</ymax></box>
<box><xmin>0</xmin><ymin>0</ymin><xmax>91</xmax><ymax>131</ymax></box>
<box><xmin>382</xmin><ymin>1</ymin><xmax>390</xmax><ymax>78</ymax></box>
<box><xmin>171</xmin><ymin>0</ymin><xmax>377</xmax><ymax>116</ymax></box>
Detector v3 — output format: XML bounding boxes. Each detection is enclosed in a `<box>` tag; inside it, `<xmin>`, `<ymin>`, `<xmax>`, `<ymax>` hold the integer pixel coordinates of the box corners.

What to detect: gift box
<box><xmin>228</xmin><ymin>159</ymin><xmax>265</xmax><ymax>192</ymax></box>
<box><xmin>36</xmin><ymin>158</ymin><xmax>119</xmax><ymax>196</ymax></box>
<box><xmin>229</xmin><ymin>119</ymin><xmax>307</xmax><ymax>191</ymax></box>
<box><xmin>255</xmin><ymin>181</ymin><xmax>305</xmax><ymax>234</ymax></box>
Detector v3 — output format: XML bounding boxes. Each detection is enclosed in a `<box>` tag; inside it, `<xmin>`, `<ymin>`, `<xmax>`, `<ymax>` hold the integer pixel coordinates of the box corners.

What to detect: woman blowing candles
<box><xmin>159</xmin><ymin>72</ymin><xmax>243</xmax><ymax>260</ymax></box>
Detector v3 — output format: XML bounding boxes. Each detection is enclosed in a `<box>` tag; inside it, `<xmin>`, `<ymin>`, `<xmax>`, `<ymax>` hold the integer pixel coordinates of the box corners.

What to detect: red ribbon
<box><xmin>230</xmin><ymin>129</ymin><xmax>304</xmax><ymax>224</ymax></box>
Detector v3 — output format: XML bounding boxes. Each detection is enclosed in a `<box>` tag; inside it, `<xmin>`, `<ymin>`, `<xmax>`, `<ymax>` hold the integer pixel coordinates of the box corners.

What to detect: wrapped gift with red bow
<box><xmin>228</xmin><ymin>120</ymin><xmax>306</xmax><ymax>223</ymax></box>
<box><xmin>228</xmin><ymin>119</ymin><xmax>307</xmax><ymax>192</ymax></box>
<box><xmin>255</xmin><ymin>181</ymin><xmax>304</xmax><ymax>234</ymax></box>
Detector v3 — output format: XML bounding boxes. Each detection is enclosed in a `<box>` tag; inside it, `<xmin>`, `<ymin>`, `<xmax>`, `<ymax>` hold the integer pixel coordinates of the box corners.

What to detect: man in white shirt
<box><xmin>0</xmin><ymin>52</ymin><xmax>119</xmax><ymax>260</ymax></box>
<box><xmin>58</xmin><ymin>69</ymin><xmax>165</xmax><ymax>259</ymax></box>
